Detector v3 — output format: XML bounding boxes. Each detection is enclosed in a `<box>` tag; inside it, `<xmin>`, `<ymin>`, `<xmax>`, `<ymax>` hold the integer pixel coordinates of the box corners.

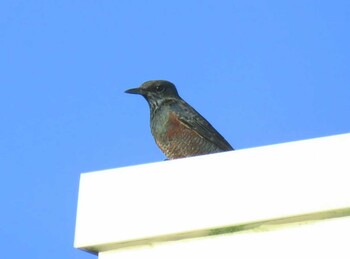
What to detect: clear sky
<box><xmin>0</xmin><ymin>1</ymin><xmax>349</xmax><ymax>258</ymax></box>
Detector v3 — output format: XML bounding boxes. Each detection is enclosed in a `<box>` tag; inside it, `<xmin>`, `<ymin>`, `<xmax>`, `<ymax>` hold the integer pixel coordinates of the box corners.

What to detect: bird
<box><xmin>125</xmin><ymin>80</ymin><xmax>234</xmax><ymax>159</ymax></box>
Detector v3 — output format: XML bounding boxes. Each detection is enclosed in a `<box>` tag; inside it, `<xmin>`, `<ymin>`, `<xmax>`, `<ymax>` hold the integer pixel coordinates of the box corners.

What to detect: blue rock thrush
<box><xmin>125</xmin><ymin>80</ymin><xmax>234</xmax><ymax>159</ymax></box>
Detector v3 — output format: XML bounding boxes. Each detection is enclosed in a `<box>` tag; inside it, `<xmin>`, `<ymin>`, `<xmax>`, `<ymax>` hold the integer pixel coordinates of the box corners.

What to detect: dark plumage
<box><xmin>125</xmin><ymin>80</ymin><xmax>233</xmax><ymax>159</ymax></box>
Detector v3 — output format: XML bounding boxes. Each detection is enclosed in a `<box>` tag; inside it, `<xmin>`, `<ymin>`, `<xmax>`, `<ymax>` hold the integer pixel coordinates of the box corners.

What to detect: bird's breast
<box><xmin>151</xmin><ymin>109</ymin><xmax>221</xmax><ymax>159</ymax></box>
<box><xmin>151</xmin><ymin>110</ymin><xmax>183</xmax><ymax>142</ymax></box>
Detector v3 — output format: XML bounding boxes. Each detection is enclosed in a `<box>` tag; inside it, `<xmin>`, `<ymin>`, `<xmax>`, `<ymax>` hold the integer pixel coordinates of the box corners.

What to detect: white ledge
<box><xmin>74</xmin><ymin>133</ymin><xmax>350</xmax><ymax>254</ymax></box>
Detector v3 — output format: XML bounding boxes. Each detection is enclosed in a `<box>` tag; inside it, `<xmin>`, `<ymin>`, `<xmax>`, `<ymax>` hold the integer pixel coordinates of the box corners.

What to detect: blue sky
<box><xmin>0</xmin><ymin>1</ymin><xmax>349</xmax><ymax>258</ymax></box>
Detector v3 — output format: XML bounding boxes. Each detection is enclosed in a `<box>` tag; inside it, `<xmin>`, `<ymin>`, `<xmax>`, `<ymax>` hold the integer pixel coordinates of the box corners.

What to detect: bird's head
<box><xmin>125</xmin><ymin>80</ymin><xmax>181</xmax><ymax>110</ymax></box>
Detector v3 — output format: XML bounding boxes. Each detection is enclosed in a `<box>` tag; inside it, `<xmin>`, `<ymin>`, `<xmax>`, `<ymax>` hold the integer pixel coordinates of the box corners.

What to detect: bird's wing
<box><xmin>174</xmin><ymin>100</ymin><xmax>234</xmax><ymax>151</ymax></box>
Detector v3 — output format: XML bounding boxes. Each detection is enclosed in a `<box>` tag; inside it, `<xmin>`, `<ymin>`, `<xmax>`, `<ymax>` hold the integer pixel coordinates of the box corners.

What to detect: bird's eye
<box><xmin>155</xmin><ymin>85</ymin><xmax>165</xmax><ymax>93</ymax></box>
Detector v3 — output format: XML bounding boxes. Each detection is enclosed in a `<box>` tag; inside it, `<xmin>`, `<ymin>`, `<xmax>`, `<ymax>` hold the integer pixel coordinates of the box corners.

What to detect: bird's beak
<box><xmin>125</xmin><ymin>87</ymin><xmax>144</xmax><ymax>95</ymax></box>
